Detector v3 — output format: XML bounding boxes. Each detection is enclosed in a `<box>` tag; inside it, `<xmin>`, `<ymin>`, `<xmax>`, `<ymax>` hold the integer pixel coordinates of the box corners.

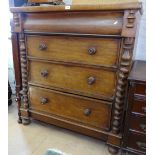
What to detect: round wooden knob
<box><xmin>88</xmin><ymin>47</ymin><xmax>96</xmax><ymax>55</ymax></box>
<box><xmin>87</xmin><ymin>76</ymin><xmax>96</xmax><ymax>85</ymax></box>
<box><xmin>142</xmin><ymin>107</ymin><xmax>146</xmax><ymax>113</ymax></box>
<box><xmin>40</xmin><ymin>98</ymin><xmax>48</xmax><ymax>104</ymax></box>
<box><xmin>84</xmin><ymin>109</ymin><xmax>91</xmax><ymax>116</ymax></box>
<box><xmin>136</xmin><ymin>142</ymin><xmax>146</xmax><ymax>150</ymax></box>
<box><xmin>140</xmin><ymin>124</ymin><xmax>146</xmax><ymax>131</ymax></box>
<box><xmin>40</xmin><ymin>70</ymin><xmax>48</xmax><ymax>77</ymax></box>
<box><xmin>39</xmin><ymin>43</ymin><xmax>47</xmax><ymax>51</ymax></box>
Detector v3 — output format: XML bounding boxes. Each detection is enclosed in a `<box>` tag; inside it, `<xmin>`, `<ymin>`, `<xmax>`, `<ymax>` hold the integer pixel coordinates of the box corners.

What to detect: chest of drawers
<box><xmin>122</xmin><ymin>60</ymin><xmax>146</xmax><ymax>155</ymax></box>
<box><xmin>10</xmin><ymin>1</ymin><xmax>142</xmax><ymax>154</ymax></box>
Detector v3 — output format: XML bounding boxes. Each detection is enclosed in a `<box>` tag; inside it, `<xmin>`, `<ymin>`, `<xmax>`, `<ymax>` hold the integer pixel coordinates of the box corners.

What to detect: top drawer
<box><xmin>23</xmin><ymin>11</ymin><xmax>123</xmax><ymax>35</ymax></box>
<box><xmin>26</xmin><ymin>35</ymin><xmax>121</xmax><ymax>67</ymax></box>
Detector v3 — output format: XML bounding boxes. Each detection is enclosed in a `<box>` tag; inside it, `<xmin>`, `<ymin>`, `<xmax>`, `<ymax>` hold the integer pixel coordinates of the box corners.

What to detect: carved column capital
<box><xmin>122</xmin><ymin>9</ymin><xmax>139</xmax><ymax>37</ymax></box>
<box><xmin>12</xmin><ymin>13</ymin><xmax>22</xmax><ymax>32</ymax></box>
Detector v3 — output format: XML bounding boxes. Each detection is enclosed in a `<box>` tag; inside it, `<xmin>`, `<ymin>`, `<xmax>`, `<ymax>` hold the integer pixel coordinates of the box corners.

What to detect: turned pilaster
<box><xmin>112</xmin><ymin>37</ymin><xmax>134</xmax><ymax>134</ymax></box>
<box><xmin>19</xmin><ymin>33</ymin><xmax>30</xmax><ymax>125</ymax></box>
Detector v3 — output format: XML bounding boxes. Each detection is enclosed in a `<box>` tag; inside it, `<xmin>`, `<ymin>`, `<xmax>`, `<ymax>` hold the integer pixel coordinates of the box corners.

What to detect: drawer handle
<box><xmin>39</xmin><ymin>43</ymin><xmax>47</xmax><ymax>51</ymax></box>
<box><xmin>40</xmin><ymin>70</ymin><xmax>48</xmax><ymax>77</ymax></box>
<box><xmin>136</xmin><ymin>142</ymin><xmax>146</xmax><ymax>150</ymax></box>
<box><xmin>87</xmin><ymin>76</ymin><xmax>96</xmax><ymax>85</ymax></box>
<box><xmin>140</xmin><ymin>124</ymin><xmax>146</xmax><ymax>131</ymax></box>
<box><xmin>84</xmin><ymin>109</ymin><xmax>92</xmax><ymax>116</ymax></box>
<box><xmin>88</xmin><ymin>47</ymin><xmax>96</xmax><ymax>55</ymax></box>
<box><xmin>40</xmin><ymin>97</ymin><xmax>48</xmax><ymax>104</ymax></box>
<box><xmin>142</xmin><ymin>107</ymin><xmax>146</xmax><ymax>113</ymax></box>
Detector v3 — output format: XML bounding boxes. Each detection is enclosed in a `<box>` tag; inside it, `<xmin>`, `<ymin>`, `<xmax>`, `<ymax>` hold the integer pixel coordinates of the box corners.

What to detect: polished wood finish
<box><xmin>29</xmin><ymin>86</ymin><xmax>112</xmax><ymax>130</ymax></box>
<box><xmin>10</xmin><ymin>2</ymin><xmax>142</xmax><ymax>154</ymax></box>
<box><xmin>23</xmin><ymin>12</ymin><xmax>123</xmax><ymax>35</ymax></box>
<box><xmin>11</xmin><ymin>33</ymin><xmax>22</xmax><ymax>123</ymax></box>
<box><xmin>127</xmin><ymin>132</ymin><xmax>146</xmax><ymax>153</ymax></box>
<box><xmin>28</xmin><ymin>60</ymin><xmax>116</xmax><ymax>100</ymax></box>
<box><xmin>122</xmin><ymin>60</ymin><xmax>146</xmax><ymax>155</ymax></box>
<box><xmin>26</xmin><ymin>35</ymin><xmax>121</xmax><ymax>67</ymax></box>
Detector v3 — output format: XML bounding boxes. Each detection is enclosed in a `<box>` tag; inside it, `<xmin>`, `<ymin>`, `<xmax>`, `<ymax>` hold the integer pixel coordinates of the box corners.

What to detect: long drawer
<box><xmin>129</xmin><ymin>115</ymin><xmax>146</xmax><ymax>134</ymax></box>
<box><xmin>127</xmin><ymin>132</ymin><xmax>146</xmax><ymax>153</ymax></box>
<box><xmin>131</xmin><ymin>97</ymin><xmax>146</xmax><ymax>116</ymax></box>
<box><xmin>28</xmin><ymin>60</ymin><xmax>116</xmax><ymax>100</ymax></box>
<box><xmin>29</xmin><ymin>86</ymin><xmax>112</xmax><ymax>131</ymax></box>
<box><xmin>26</xmin><ymin>35</ymin><xmax>121</xmax><ymax>68</ymax></box>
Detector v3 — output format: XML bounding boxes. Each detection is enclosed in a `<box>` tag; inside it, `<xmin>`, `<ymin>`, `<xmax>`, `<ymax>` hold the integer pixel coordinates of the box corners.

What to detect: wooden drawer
<box><xmin>29</xmin><ymin>86</ymin><xmax>112</xmax><ymax>130</ymax></box>
<box><xmin>26</xmin><ymin>35</ymin><xmax>120</xmax><ymax>68</ymax></box>
<box><xmin>28</xmin><ymin>60</ymin><xmax>116</xmax><ymax>100</ymax></box>
<box><xmin>131</xmin><ymin>97</ymin><xmax>146</xmax><ymax>116</ymax></box>
<box><xmin>24</xmin><ymin>11</ymin><xmax>123</xmax><ymax>35</ymax></box>
<box><xmin>134</xmin><ymin>83</ymin><xmax>146</xmax><ymax>95</ymax></box>
<box><xmin>129</xmin><ymin>115</ymin><xmax>146</xmax><ymax>134</ymax></box>
<box><xmin>128</xmin><ymin>132</ymin><xmax>146</xmax><ymax>153</ymax></box>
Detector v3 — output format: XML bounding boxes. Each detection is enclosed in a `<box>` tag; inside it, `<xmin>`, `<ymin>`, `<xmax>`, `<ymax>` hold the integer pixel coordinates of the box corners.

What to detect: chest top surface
<box><xmin>10</xmin><ymin>0</ymin><xmax>142</xmax><ymax>13</ymax></box>
<box><xmin>129</xmin><ymin>60</ymin><xmax>146</xmax><ymax>82</ymax></box>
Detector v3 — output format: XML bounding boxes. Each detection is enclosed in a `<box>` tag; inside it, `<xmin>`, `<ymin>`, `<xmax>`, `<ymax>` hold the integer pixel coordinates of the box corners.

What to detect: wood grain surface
<box><xmin>28</xmin><ymin>60</ymin><xmax>117</xmax><ymax>100</ymax></box>
<box><xmin>26</xmin><ymin>35</ymin><xmax>121</xmax><ymax>67</ymax></box>
<box><xmin>29</xmin><ymin>86</ymin><xmax>112</xmax><ymax>130</ymax></box>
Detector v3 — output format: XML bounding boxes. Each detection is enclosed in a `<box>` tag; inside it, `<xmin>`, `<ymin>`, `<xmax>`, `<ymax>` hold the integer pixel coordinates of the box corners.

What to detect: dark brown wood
<box><xmin>10</xmin><ymin>2</ymin><xmax>142</xmax><ymax>154</ymax></box>
<box><xmin>122</xmin><ymin>60</ymin><xmax>146</xmax><ymax>155</ymax></box>
<box><xmin>127</xmin><ymin>132</ymin><xmax>146</xmax><ymax>153</ymax></box>
<box><xmin>11</xmin><ymin>33</ymin><xmax>22</xmax><ymax>123</ymax></box>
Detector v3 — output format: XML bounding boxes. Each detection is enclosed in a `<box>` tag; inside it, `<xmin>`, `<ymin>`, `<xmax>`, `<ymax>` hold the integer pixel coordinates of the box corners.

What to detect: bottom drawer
<box><xmin>29</xmin><ymin>86</ymin><xmax>112</xmax><ymax>131</ymax></box>
<box><xmin>128</xmin><ymin>132</ymin><xmax>146</xmax><ymax>153</ymax></box>
<box><xmin>129</xmin><ymin>115</ymin><xmax>146</xmax><ymax>134</ymax></box>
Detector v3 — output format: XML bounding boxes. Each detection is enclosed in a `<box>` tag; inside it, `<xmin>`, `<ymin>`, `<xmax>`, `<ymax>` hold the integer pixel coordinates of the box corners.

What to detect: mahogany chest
<box><xmin>10</xmin><ymin>1</ymin><xmax>142</xmax><ymax>154</ymax></box>
<box><xmin>122</xmin><ymin>60</ymin><xmax>146</xmax><ymax>155</ymax></box>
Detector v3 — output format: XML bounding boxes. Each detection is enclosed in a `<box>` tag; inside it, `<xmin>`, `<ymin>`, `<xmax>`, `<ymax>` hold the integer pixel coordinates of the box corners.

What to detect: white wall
<box><xmin>135</xmin><ymin>0</ymin><xmax>146</xmax><ymax>60</ymax></box>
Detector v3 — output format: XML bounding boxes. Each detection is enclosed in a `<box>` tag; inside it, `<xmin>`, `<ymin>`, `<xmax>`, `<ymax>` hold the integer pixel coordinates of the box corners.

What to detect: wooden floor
<box><xmin>8</xmin><ymin>97</ymin><xmax>112</xmax><ymax>155</ymax></box>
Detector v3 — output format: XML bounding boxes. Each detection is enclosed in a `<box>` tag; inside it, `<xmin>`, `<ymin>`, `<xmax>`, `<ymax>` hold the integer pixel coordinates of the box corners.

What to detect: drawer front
<box><xmin>129</xmin><ymin>115</ymin><xmax>146</xmax><ymax>134</ymax></box>
<box><xmin>29</xmin><ymin>86</ymin><xmax>112</xmax><ymax>130</ymax></box>
<box><xmin>128</xmin><ymin>132</ymin><xmax>146</xmax><ymax>153</ymax></box>
<box><xmin>24</xmin><ymin>12</ymin><xmax>123</xmax><ymax>35</ymax></box>
<box><xmin>134</xmin><ymin>83</ymin><xmax>146</xmax><ymax>95</ymax></box>
<box><xmin>132</xmin><ymin>97</ymin><xmax>146</xmax><ymax>115</ymax></box>
<box><xmin>26</xmin><ymin>35</ymin><xmax>120</xmax><ymax>67</ymax></box>
<box><xmin>29</xmin><ymin>61</ymin><xmax>116</xmax><ymax>100</ymax></box>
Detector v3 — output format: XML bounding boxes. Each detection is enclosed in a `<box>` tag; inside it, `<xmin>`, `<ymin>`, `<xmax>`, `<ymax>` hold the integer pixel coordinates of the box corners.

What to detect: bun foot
<box><xmin>22</xmin><ymin>118</ymin><xmax>31</xmax><ymax>125</ymax></box>
<box><xmin>17</xmin><ymin>118</ymin><xmax>22</xmax><ymax>124</ymax></box>
<box><xmin>108</xmin><ymin>146</ymin><xmax>119</xmax><ymax>155</ymax></box>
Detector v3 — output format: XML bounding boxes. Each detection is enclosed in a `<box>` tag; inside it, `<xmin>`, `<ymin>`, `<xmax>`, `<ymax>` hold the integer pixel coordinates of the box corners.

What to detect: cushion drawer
<box><xmin>28</xmin><ymin>60</ymin><xmax>116</xmax><ymax>100</ymax></box>
<box><xmin>24</xmin><ymin>11</ymin><xmax>123</xmax><ymax>35</ymax></box>
<box><xmin>26</xmin><ymin>35</ymin><xmax>120</xmax><ymax>68</ymax></box>
<box><xmin>29</xmin><ymin>86</ymin><xmax>112</xmax><ymax>131</ymax></box>
<box><xmin>127</xmin><ymin>132</ymin><xmax>146</xmax><ymax>153</ymax></box>
<box><xmin>129</xmin><ymin>115</ymin><xmax>146</xmax><ymax>134</ymax></box>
